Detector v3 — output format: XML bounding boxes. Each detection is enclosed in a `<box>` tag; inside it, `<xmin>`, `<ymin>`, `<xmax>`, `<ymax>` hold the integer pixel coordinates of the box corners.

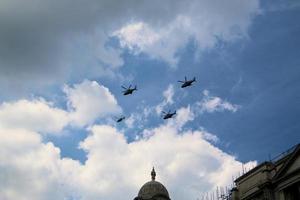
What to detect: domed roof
<box><xmin>138</xmin><ymin>180</ymin><xmax>170</xmax><ymax>199</ymax></box>
<box><xmin>137</xmin><ymin>168</ymin><xmax>170</xmax><ymax>200</ymax></box>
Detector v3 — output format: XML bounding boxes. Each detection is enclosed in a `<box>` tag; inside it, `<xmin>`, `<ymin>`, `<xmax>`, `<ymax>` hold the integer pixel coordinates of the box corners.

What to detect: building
<box><xmin>231</xmin><ymin>143</ymin><xmax>300</xmax><ymax>200</ymax></box>
<box><xmin>134</xmin><ymin>168</ymin><xmax>171</xmax><ymax>200</ymax></box>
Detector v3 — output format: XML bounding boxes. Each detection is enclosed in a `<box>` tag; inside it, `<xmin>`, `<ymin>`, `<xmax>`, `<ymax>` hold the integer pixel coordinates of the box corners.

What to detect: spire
<box><xmin>151</xmin><ymin>167</ymin><xmax>156</xmax><ymax>181</ymax></box>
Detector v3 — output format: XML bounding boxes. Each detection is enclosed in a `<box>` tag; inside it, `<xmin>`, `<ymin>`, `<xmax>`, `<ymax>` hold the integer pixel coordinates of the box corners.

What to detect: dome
<box><xmin>138</xmin><ymin>180</ymin><xmax>170</xmax><ymax>199</ymax></box>
<box><xmin>135</xmin><ymin>168</ymin><xmax>171</xmax><ymax>200</ymax></box>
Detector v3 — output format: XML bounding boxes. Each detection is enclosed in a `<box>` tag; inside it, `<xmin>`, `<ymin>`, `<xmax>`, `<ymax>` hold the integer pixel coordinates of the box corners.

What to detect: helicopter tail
<box><xmin>193</xmin><ymin>77</ymin><xmax>196</xmax><ymax>82</ymax></box>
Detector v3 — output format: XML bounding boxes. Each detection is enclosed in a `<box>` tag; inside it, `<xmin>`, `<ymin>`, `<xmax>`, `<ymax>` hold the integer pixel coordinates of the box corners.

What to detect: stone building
<box><xmin>231</xmin><ymin>143</ymin><xmax>300</xmax><ymax>200</ymax></box>
<box><xmin>134</xmin><ymin>168</ymin><xmax>171</xmax><ymax>200</ymax></box>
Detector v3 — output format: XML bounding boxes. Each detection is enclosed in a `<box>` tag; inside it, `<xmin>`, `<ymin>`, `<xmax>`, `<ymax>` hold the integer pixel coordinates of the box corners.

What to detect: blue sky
<box><xmin>47</xmin><ymin>1</ymin><xmax>300</xmax><ymax>163</ymax></box>
<box><xmin>0</xmin><ymin>1</ymin><xmax>299</xmax><ymax>200</ymax></box>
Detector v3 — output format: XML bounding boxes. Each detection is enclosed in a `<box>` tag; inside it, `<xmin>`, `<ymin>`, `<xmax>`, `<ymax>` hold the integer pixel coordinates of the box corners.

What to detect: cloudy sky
<box><xmin>0</xmin><ymin>0</ymin><xmax>300</xmax><ymax>200</ymax></box>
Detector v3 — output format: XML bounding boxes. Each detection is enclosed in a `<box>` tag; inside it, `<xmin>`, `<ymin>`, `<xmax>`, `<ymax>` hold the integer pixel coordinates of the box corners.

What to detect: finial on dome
<box><xmin>151</xmin><ymin>167</ymin><xmax>156</xmax><ymax>181</ymax></box>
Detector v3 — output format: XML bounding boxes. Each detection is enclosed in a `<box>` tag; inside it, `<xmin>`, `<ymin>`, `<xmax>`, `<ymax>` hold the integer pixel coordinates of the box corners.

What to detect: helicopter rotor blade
<box><xmin>178</xmin><ymin>80</ymin><xmax>184</xmax><ymax>83</ymax></box>
<box><xmin>121</xmin><ymin>86</ymin><xmax>127</xmax><ymax>90</ymax></box>
<box><xmin>129</xmin><ymin>84</ymin><xmax>132</xmax><ymax>89</ymax></box>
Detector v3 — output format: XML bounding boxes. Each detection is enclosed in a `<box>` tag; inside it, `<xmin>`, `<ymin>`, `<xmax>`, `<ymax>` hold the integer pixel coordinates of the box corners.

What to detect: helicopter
<box><xmin>178</xmin><ymin>76</ymin><xmax>196</xmax><ymax>88</ymax></box>
<box><xmin>122</xmin><ymin>85</ymin><xmax>137</xmax><ymax>95</ymax></box>
<box><xmin>162</xmin><ymin>110</ymin><xmax>176</xmax><ymax>120</ymax></box>
<box><xmin>114</xmin><ymin>116</ymin><xmax>125</xmax><ymax>123</ymax></box>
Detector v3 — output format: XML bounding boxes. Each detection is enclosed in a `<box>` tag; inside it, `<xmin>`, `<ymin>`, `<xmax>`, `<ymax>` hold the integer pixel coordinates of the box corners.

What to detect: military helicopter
<box><xmin>114</xmin><ymin>115</ymin><xmax>125</xmax><ymax>123</ymax></box>
<box><xmin>162</xmin><ymin>110</ymin><xmax>176</xmax><ymax>120</ymax></box>
<box><xmin>122</xmin><ymin>85</ymin><xmax>137</xmax><ymax>95</ymax></box>
<box><xmin>178</xmin><ymin>76</ymin><xmax>196</xmax><ymax>88</ymax></box>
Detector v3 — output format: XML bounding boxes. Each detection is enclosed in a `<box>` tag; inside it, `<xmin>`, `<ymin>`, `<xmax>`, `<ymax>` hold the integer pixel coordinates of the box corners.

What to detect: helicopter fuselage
<box><xmin>117</xmin><ymin>117</ymin><xmax>125</xmax><ymax>122</ymax></box>
<box><xmin>123</xmin><ymin>90</ymin><xmax>133</xmax><ymax>95</ymax></box>
<box><xmin>163</xmin><ymin>113</ymin><xmax>176</xmax><ymax>119</ymax></box>
<box><xmin>181</xmin><ymin>80</ymin><xmax>195</xmax><ymax>88</ymax></box>
<box><xmin>123</xmin><ymin>89</ymin><xmax>136</xmax><ymax>95</ymax></box>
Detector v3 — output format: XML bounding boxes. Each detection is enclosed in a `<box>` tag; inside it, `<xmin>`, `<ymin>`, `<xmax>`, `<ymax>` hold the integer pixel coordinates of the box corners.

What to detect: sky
<box><xmin>0</xmin><ymin>0</ymin><xmax>300</xmax><ymax>200</ymax></box>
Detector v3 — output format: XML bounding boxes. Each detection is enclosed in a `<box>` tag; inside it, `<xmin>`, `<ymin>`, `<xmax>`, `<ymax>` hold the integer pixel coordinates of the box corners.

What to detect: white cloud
<box><xmin>0</xmin><ymin>129</ymin><xmax>78</xmax><ymax>200</ymax></box>
<box><xmin>114</xmin><ymin>17</ymin><xmax>191</xmax><ymax>67</ymax></box>
<box><xmin>0</xmin><ymin>0</ymin><xmax>260</xmax><ymax>95</ymax></box>
<box><xmin>155</xmin><ymin>84</ymin><xmax>175</xmax><ymax>115</ymax></box>
<box><xmin>0</xmin><ymin>99</ymin><xmax>69</xmax><ymax>134</ymax></box>
<box><xmin>0</xmin><ymin>85</ymin><xmax>253</xmax><ymax>200</ymax></box>
<box><xmin>0</xmin><ymin>84</ymin><xmax>245</xmax><ymax>198</ymax></box>
<box><xmin>126</xmin><ymin>87</ymin><xmax>196</xmax><ymax>135</ymax></box>
<box><xmin>197</xmin><ymin>90</ymin><xmax>239</xmax><ymax>113</ymax></box>
<box><xmin>125</xmin><ymin>106</ymin><xmax>154</xmax><ymax>130</ymax></box>
<box><xmin>123</xmin><ymin>85</ymin><xmax>177</xmax><ymax>132</ymax></box>
<box><xmin>168</xmin><ymin>105</ymin><xmax>195</xmax><ymax>130</ymax></box>
<box><xmin>202</xmin><ymin>131</ymin><xmax>220</xmax><ymax>143</ymax></box>
<box><xmin>0</xmin><ymin>122</ymin><xmax>257</xmax><ymax>200</ymax></box>
<box><xmin>114</xmin><ymin>22</ymin><xmax>161</xmax><ymax>53</ymax></box>
<box><xmin>114</xmin><ymin>0</ymin><xmax>260</xmax><ymax>66</ymax></box>
<box><xmin>163</xmin><ymin>84</ymin><xmax>175</xmax><ymax>105</ymax></box>
<box><xmin>79</xmin><ymin>124</ymin><xmax>256</xmax><ymax>200</ymax></box>
<box><xmin>64</xmin><ymin>80</ymin><xmax>121</xmax><ymax>127</ymax></box>
<box><xmin>0</xmin><ymin>80</ymin><xmax>121</xmax><ymax>134</ymax></box>
<box><xmin>125</xmin><ymin>114</ymin><xmax>136</xmax><ymax>129</ymax></box>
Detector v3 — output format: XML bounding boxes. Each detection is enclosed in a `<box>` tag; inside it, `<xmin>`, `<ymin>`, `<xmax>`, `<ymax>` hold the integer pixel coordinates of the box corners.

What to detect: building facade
<box><xmin>231</xmin><ymin>144</ymin><xmax>300</xmax><ymax>200</ymax></box>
